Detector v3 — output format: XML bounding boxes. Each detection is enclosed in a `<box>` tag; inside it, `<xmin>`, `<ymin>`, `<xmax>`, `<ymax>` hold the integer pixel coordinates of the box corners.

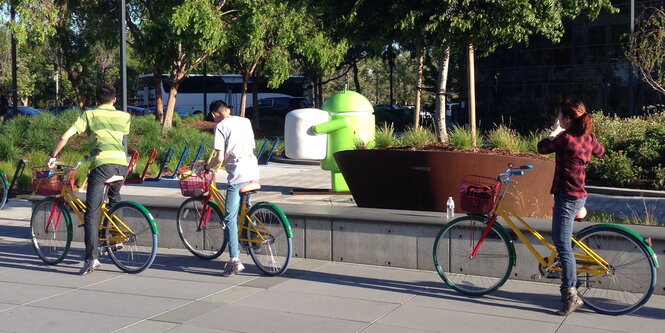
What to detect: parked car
<box><xmin>4</xmin><ymin>106</ymin><xmax>42</xmax><ymax>121</ymax></box>
<box><xmin>245</xmin><ymin>97</ymin><xmax>310</xmax><ymax>118</ymax></box>
<box><xmin>115</xmin><ymin>105</ymin><xmax>148</xmax><ymax>116</ymax></box>
<box><xmin>46</xmin><ymin>106</ymin><xmax>81</xmax><ymax>114</ymax></box>
<box><xmin>145</xmin><ymin>106</ymin><xmax>198</xmax><ymax>118</ymax></box>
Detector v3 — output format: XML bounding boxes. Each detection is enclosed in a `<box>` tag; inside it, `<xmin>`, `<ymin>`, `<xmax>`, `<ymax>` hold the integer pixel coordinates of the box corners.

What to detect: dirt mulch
<box><xmin>386</xmin><ymin>142</ymin><xmax>553</xmax><ymax>161</ymax></box>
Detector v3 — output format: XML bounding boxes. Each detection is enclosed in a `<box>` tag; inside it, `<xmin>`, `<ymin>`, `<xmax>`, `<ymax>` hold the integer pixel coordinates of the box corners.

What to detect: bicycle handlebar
<box><xmin>58</xmin><ymin>155</ymin><xmax>89</xmax><ymax>172</ymax></box>
<box><xmin>498</xmin><ymin>164</ymin><xmax>533</xmax><ymax>182</ymax></box>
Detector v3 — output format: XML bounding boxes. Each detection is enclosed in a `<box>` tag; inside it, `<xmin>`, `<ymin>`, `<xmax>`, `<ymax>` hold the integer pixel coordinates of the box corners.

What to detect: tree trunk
<box><xmin>414</xmin><ymin>37</ymin><xmax>425</xmax><ymax>130</ymax></box>
<box><xmin>434</xmin><ymin>42</ymin><xmax>451</xmax><ymax>143</ymax></box>
<box><xmin>152</xmin><ymin>68</ymin><xmax>164</xmax><ymax>123</ymax></box>
<box><xmin>239</xmin><ymin>72</ymin><xmax>250</xmax><ymax>118</ymax></box>
<box><xmin>162</xmin><ymin>84</ymin><xmax>179</xmax><ymax>133</ymax></box>
<box><xmin>21</xmin><ymin>98</ymin><xmax>28</xmax><ymax>106</ymax></box>
<box><xmin>467</xmin><ymin>36</ymin><xmax>477</xmax><ymax>147</ymax></box>
<box><xmin>162</xmin><ymin>70</ymin><xmax>185</xmax><ymax>134</ymax></box>
<box><xmin>251</xmin><ymin>76</ymin><xmax>260</xmax><ymax>129</ymax></box>
<box><xmin>352</xmin><ymin>59</ymin><xmax>361</xmax><ymax>93</ymax></box>
<box><xmin>66</xmin><ymin>67</ymin><xmax>84</xmax><ymax>108</ymax></box>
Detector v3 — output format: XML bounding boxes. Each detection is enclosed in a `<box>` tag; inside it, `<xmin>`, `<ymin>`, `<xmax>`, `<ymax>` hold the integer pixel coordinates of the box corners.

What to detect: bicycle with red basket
<box><xmin>175</xmin><ymin>162</ymin><xmax>293</xmax><ymax>276</ymax></box>
<box><xmin>432</xmin><ymin>164</ymin><xmax>658</xmax><ymax>315</ymax></box>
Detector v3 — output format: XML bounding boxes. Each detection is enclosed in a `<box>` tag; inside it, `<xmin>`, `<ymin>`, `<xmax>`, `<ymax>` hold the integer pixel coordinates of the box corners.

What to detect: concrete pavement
<box><xmin>1</xmin><ymin>162</ymin><xmax>664</xmax><ymax>332</ymax></box>
<box><xmin>1</xmin><ymin>199</ymin><xmax>663</xmax><ymax>332</ymax></box>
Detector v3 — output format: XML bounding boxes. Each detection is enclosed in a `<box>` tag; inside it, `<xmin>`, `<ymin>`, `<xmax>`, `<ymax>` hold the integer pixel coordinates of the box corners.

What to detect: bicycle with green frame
<box><xmin>176</xmin><ymin>163</ymin><xmax>293</xmax><ymax>276</ymax></box>
<box><xmin>30</xmin><ymin>158</ymin><xmax>159</xmax><ymax>273</ymax></box>
<box><xmin>433</xmin><ymin>164</ymin><xmax>659</xmax><ymax>315</ymax></box>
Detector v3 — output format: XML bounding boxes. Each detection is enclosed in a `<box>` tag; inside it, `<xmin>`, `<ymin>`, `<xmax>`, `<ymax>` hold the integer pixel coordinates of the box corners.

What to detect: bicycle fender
<box><xmin>576</xmin><ymin>224</ymin><xmax>659</xmax><ymax>268</ymax></box>
<box><xmin>117</xmin><ymin>201</ymin><xmax>159</xmax><ymax>234</ymax></box>
<box><xmin>248</xmin><ymin>201</ymin><xmax>293</xmax><ymax>238</ymax></box>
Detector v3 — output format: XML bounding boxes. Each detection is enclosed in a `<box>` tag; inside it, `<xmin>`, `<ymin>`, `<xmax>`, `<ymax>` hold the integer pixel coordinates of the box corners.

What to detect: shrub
<box><xmin>518</xmin><ymin>130</ymin><xmax>546</xmax><ymax>154</ymax></box>
<box><xmin>374</xmin><ymin>123</ymin><xmax>398</xmax><ymax>149</ymax></box>
<box><xmin>486</xmin><ymin>124</ymin><xmax>520</xmax><ymax>153</ymax></box>
<box><xmin>654</xmin><ymin>165</ymin><xmax>665</xmax><ymax>190</ymax></box>
<box><xmin>399</xmin><ymin>126</ymin><xmax>436</xmax><ymax>149</ymax></box>
<box><xmin>447</xmin><ymin>125</ymin><xmax>476</xmax><ymax>150</ymax></box>
<box><xmin>587</xmin><ymin>151</ymin><xmax>638</xmax><ymax>187</ymax></box>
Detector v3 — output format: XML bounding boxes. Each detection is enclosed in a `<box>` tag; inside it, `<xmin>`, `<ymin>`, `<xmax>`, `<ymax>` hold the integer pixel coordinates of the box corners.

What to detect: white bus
<box><xmin>135</xmin><ymin>74</ymin><xmax>311</xmax><ymax>116</ymax></box>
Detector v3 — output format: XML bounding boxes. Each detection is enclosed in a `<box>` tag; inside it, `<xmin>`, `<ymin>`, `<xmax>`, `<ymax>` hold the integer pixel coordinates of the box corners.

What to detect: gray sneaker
<box><xmin>79</xmin><ymin>259</ymin><xmax>101</xmax><ymax>276</ymax></box>
<box><xmin>221</xmin><ymin>260</ymin><xmax>245</xmax><ymax>277</ymax></box>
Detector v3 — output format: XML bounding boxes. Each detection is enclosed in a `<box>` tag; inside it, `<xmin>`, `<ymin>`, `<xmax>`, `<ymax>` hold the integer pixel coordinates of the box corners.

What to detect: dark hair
<box><xmin>209</xmin><ymin>100</ymin><xmax>230</xmax><ymax>114</ymax></box>
<box><xmin>560</xmin><ymin>98</ymin><xmax>593</xmax><ymax>137</ymax></box>
<box><xmin>96</xmin><ymin>84</ymin><xmax>116</xmax><ymax>104</ymax></box>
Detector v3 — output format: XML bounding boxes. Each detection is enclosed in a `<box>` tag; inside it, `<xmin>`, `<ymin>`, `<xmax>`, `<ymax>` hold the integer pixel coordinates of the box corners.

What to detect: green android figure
<box><xmin>311</xmin><ymin>90</ymin><xmax>375</xmax><ymax>192</ymax></box>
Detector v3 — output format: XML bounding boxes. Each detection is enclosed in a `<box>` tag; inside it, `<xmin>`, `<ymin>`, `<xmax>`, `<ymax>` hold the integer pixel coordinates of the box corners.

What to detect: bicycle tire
<box><xmin>246</xmin><ymin>203</ymin><xmax>293</xmax><ymax>276</ymax></box>
<box><xmin>0</xmin><ymin>175</ymin><xmax>8</xmax><ymax>210</ymax></box>
<box><xmin>177</xmin><ymin>197</ymin><xmax>227</xmax><ymax>259</ymax></box>
<box><xmin>30</xmin><ymin>198</ymin><xmax>72</xmax><ymax>265</ymax></box>
<box><xmin>102</xmin><ymin>202</ymin><xmax>158</xmax><ymax>273</ymax></box>
<box><xmin>433</xmin><ymin>215</ymin><xmax>515</xmax><ymax>296</ymax></box>
<box><xmin>575</xmin><ymin>226</ymin><xmax>657</xmax><ymax>315</ymax></box>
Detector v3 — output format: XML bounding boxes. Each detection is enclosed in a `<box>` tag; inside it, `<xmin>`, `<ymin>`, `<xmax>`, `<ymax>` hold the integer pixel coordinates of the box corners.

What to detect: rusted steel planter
<box><xmin>334</xmin><ymin>149</ymin><xmax>555</xmax><ymax>218</ymax></box>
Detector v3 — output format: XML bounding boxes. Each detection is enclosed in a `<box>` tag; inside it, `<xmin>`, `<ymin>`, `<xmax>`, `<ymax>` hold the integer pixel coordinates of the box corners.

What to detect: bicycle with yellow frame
<box><xmin>433</xmin><ymin>164</ymin><xmax>659</xmax><ymax>315</ymax></box>
<box><xmin>176</xmin><ymin>163</ymin><xmax>293</xmax><ymax>276</ymax></box>
<box><xmin>30</xmin><ymin>158</ymin><xmax>159</xmax><ymax>273</ymax></box>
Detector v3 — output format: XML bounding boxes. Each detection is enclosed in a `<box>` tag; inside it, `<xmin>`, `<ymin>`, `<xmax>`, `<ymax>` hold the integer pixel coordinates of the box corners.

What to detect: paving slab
<box><xmin>183</xmin><ymin>305</ymin><xmax>368</xmax><ymax>333</ymax></box>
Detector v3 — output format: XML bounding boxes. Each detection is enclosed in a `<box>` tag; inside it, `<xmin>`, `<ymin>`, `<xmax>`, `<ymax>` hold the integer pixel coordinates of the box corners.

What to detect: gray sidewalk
<box><xmin>2</xmin><ymin>162</ymin><xmax>665</xmax><ymax>332</ymax></box>
<box><xmin>1</xmin><ymin>199</ymin><xmax>664</xmax><ymax>333</ymax></box>
<box><xmin>0</xmin><ymin>201</ymin><xmax>665</xmax><ymax>332</ymax></box>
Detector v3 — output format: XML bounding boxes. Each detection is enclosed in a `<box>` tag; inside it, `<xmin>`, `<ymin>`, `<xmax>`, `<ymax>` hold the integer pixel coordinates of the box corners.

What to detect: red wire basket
<box><xmin>32</xmin><ymin>167</ymin><xmax>76</xmax><ymax>196</ymax></box>
<box><xmin>178</xmin><ymin>165</ymin><xmax>215</xmax><ymax>197</ymax></box>
<box><xmin>459</xmin><ymin>175</ymin><xmax>500</xmax><ymax>215</ymax></box>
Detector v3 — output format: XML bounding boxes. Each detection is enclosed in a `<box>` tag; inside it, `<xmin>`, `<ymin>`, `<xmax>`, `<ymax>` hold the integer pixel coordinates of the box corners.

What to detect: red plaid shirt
<box><xmin>537</xmin><ymin>132</ymin><xmax>605</xmax><ymax>199</ymax></box>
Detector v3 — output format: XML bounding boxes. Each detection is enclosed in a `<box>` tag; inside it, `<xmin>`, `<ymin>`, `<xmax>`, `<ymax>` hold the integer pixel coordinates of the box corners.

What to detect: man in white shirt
<box><xmin>205</xmin><ymin>100</ymin><xmax>259</xmax><ymax>276</ymax></box>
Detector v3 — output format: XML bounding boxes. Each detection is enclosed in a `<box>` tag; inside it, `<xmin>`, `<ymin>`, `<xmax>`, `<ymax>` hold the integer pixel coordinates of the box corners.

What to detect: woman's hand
<box><xmin>548</xmin><ymin>118</ymin><xmax>565</xmax><ymax>139</ymax></box>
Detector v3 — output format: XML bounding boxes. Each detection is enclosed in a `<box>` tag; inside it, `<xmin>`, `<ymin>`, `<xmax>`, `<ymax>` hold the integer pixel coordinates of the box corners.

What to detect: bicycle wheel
<box><xmin>102</xmin><ymin>202</ymin><xmax>158</xmax><ymax>273</ymax></box>
<box><xmin>177</xmin><ymin>197</ymin><xmax>227</xmax><ymax>259</ymax></box>
<box><xmin>30</xmin><ymin>198</ymin><xmax>72</xmax><ymax>265</ymax></box>
<box><xmin>433</xmin><ymin>215</ymin><xmax>514</xmax><ymax>296</ymax></box>
<box><xmin>0</xmin><ymin>176</ymin><xmax>8</xmax><ymax>210</ymax></box>
<box><xmin>574</xmin><ymin>226</ymin><xmax>657</xmax><ymax>315</ymax></box>
<box><xmin>246</xmin><ymin>203</ymin><xmax>293</xmax><ymax>276</ymax></box>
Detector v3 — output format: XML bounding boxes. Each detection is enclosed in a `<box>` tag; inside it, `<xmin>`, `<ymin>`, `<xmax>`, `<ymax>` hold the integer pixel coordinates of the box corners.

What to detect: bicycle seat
<box><xmin>240</xmin><ymin>182</ymin><xmax>261</xmax><ymax>194</ymax></box>
<box><xmin>105</xmin><ymin>175</ymin><xmax>125</xmax><ymax>184</ymax></box>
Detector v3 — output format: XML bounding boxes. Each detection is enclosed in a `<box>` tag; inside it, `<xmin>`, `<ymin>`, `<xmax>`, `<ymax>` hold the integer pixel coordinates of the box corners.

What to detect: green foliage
<box><xmin>519</xmin><ymin>130</ymin><xmax>547</xmax><ymax>154</ymax></box>
<box><xmin>448</xmin><ymin>125</ymin><xmax>479</xmax><ymax>150</ymax></box>
<box><xmin>653</xmin><ymin>165</ymin><xmax>665</xmax><ymax>190</ymax></box>
<box><xmin>374</xmin><ymin>123</ymin><xmax>399</xmax><ymax>149</ymax></box>
<box><xmin>587</xmin><ymin>151</ymin><xmax>638</xmax><ymax>187</ymax></box>
<box><xmin>626</xmin><ymin>7</ymin><xmax>665</xmax><ymax>96</ymax></box>
<box><xmin>486</xmin><ymin>124</ymin><xmax>520</xmax><ymax>154</ymax></box>
<box><xmin>399</xmin><ymin>126</ymin><xmax>436</xmax><ymax>149</ymax></box>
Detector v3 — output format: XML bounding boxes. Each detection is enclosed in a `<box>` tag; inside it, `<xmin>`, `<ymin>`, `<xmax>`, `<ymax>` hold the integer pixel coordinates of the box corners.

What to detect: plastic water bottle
<box><xmin>446</xmin><ymin>197</ymin><xmax>455</xmax><ymax>220</ymax></box>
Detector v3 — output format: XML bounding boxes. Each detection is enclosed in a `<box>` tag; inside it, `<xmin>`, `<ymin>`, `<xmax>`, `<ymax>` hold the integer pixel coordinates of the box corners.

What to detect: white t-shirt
<box><xmin>213</xmin><ymin>116</ymin><xmax>259</xmax><ymax>184</ymax></box>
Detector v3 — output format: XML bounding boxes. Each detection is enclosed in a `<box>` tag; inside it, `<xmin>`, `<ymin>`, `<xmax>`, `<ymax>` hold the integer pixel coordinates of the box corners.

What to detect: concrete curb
<box><xmin>586</xmin><ymin>185</ymin><xmax>665</xmax><ymax>198</ymax></box>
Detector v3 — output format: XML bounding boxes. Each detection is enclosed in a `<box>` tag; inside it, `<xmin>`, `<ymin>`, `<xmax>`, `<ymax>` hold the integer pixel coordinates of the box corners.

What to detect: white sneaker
<box><xmin>79</xmin><ymin>259</ymin><xmax>101</xmax><ymax>276</ymax></box>
<box><xmin>221</xmin><ymin>260</ymin><xmax>245</xmax><ymax>277</ymax></box>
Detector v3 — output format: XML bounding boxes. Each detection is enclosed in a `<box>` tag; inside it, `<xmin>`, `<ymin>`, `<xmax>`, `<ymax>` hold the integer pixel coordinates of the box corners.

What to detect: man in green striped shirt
<box><xmin>47</xmin><ymin>83</ymin><xmax>130</xmax><ymax>276</ymax></box>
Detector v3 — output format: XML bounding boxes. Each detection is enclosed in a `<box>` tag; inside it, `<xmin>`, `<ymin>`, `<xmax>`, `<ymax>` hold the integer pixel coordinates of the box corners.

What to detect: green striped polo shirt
<box><xmin>73</xmin><ymin>104</ymin><xmax>130</xmax><ymax>168</ymax></box>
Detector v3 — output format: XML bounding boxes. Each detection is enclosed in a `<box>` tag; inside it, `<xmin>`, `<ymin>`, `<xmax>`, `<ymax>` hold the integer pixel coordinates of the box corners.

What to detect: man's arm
<box><xmin>206</xmin><ymin>149</ymin><xmax>223</xmax><ymax>172</ymax></box>
<box><xmin>47</xmin><ymin>126</ymin><xmax>78</xmax><ymax>166</ymax></box>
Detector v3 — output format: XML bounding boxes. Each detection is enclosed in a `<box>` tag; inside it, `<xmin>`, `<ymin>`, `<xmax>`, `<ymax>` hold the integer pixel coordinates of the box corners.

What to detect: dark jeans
<box><xmin>84</xmin><ymin>164</ymin><xmax>125</xmax><ymax>261</ymax></box>
<box><xmin>552</xmin><ymin>193</ymin><xmax>586</xmax><ymax>290</ymax></box>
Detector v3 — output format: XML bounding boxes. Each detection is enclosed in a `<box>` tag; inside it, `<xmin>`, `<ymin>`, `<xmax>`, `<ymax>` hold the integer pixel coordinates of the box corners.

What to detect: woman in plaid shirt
<box><xmin>537</xmin><ymin>98</ymin><xmax>605</xmax><ymax>316</ymax></box>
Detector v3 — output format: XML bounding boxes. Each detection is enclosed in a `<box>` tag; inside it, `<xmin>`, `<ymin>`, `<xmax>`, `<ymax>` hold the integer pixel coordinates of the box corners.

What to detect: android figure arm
<box><xmin>311</xmin><ymin>118</ymin><xmax>350</xmax><ymax>135</ymax></box>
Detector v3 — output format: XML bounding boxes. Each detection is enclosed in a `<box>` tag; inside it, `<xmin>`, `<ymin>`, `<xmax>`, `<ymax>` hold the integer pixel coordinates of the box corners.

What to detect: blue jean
<box><xmin>224</xmin><ymin>181</ymin><xmax>248</xmax><ymax>259</ymax></box>
<box><xmin>551</xmin><ymin>194</ymin><xmax>586</xmax><ymax>290</ymax></box>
